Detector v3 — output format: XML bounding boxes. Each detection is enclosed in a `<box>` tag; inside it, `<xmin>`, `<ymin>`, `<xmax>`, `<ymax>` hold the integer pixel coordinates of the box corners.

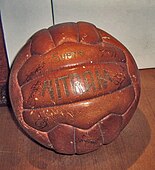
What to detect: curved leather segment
<box><xmin>9</xmin><ymin>22</ymin><xmax>140</xmax><ymax>154</ymax></box>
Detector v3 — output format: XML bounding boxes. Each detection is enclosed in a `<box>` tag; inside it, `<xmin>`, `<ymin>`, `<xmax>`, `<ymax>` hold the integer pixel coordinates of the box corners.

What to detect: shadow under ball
<box><xmin>9</xmin><ymin>22</ymin><xmax>140</xmax><ymax>154</ymax></box>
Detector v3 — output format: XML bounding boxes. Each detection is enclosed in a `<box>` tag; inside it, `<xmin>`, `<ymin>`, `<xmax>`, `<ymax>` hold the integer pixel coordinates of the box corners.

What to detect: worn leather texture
<box><xmin>9</xmin><ymin>22</ymin><xmax>140</xmax><ymax>154</ymax></box>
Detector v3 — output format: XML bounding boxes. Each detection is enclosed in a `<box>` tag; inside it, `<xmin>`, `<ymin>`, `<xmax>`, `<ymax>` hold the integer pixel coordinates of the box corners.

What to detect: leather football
<box><xmin>9</xmin><ymin>22</ymin><xmax>140</xmax><ymax>154</ymax></box>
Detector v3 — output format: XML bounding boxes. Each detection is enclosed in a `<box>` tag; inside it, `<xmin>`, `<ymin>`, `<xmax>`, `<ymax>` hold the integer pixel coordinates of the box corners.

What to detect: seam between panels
<box><xmin>98</xmin><ymin>122</ymin><xmax>104</xmax><ymax>144</ymax></box>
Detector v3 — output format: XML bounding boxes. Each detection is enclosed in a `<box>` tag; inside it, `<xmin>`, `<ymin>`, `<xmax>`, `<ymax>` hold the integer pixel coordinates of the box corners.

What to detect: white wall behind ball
<box><xmin>0</xmin><ymin>0</ymin><xmax>155</xmax><ymax>69</ymax></box>
<box><xmin>0</xmin><ymin>0</ymin><xmax>53</xmax><ymax>65</ymax></box>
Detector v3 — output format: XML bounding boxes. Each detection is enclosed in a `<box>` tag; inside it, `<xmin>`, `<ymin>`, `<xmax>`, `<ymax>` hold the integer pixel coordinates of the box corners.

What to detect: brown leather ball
<box><xmin>9</xmin><ymin>22</ymin><xmax>140</xmax><ymax>154</ymax></box>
